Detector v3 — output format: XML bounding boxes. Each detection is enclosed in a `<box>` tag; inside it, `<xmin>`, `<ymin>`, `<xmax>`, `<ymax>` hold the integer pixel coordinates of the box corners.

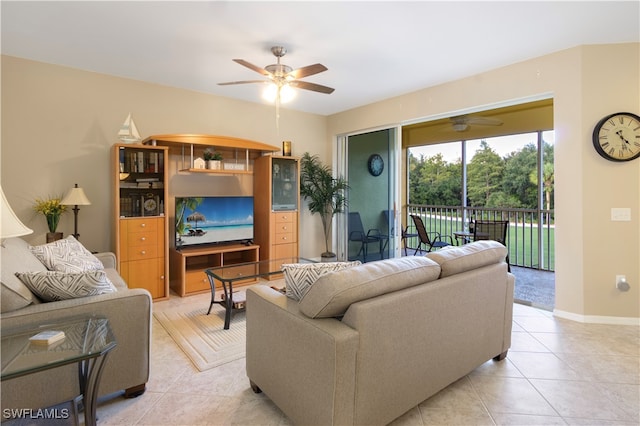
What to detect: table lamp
<box><xmin>61</xmin><ymin>183</ymin><xmax>91</xmax><ymax>240</ymax></box>
<box><xmin>1</xmin><ymin>187</ymin><xmax>33</xmax><ymax>239</ymax></box>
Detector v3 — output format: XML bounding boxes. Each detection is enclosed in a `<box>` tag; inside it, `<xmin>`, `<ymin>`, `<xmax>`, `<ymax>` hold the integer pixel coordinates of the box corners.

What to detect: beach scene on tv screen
<box><xmin>176</xmin><ymin>196</ymin><xmax>253</xmax><ymax>247</ymax></box>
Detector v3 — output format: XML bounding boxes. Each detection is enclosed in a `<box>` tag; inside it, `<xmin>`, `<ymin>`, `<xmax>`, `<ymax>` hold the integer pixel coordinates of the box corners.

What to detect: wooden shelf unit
<box><xmin>253</xmin><ymin>155</ymin><xmax>300</xmax><ymax>277</ymax></box>
<box><xmin>169</xmin><ymin>244</ymin><xmax>260</xmax><ymax>297</ymax></box>
<box><xmin>142</xmin><ymin>134</ymin><xmax>280</xmax><ymax>174</ymax></box>
<box><xmin>113</xmin><ymin>143</ymin><xmax>170</xmax><ymax>300</ymax></box>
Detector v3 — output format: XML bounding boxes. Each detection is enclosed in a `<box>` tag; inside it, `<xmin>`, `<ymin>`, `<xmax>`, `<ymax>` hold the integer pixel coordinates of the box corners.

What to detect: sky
<box><xmin>409</xmin><ymin>131</ymin><xmax>555</xmax><ymax>163</ymax></box>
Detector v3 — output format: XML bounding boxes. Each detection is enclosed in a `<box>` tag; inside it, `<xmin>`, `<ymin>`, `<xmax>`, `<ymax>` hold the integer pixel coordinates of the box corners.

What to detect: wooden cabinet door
<box><xmin>126</xmin><ymin>257</ymin><xmax>165</xmax><ymax>299</ymax></box>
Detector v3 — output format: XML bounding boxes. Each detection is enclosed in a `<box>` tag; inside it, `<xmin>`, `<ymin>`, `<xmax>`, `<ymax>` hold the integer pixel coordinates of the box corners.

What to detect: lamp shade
<box><xmin>61</xmin><ymin>184</ymin><xmax>91</xmax><ymax>206</ymax></box>
<box><xmin>1</xmin><ymin>187</ymin><xmax>33</xmax><ymax>238</ymax></box>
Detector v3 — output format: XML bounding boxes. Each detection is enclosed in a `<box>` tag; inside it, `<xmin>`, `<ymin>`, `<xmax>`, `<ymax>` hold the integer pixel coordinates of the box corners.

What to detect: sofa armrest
<box><xmin>0</xmin><ymin>287</ymin><xmax>152</xmax><ymax>409</ymax></box>
<box><xmin>246</xmin><ymin>285</ymin><xmax>359</xmax><ymax>426</ymax></box>
<box><xmin>94</xmin><ymin>251</ymin><xmax>117</xmax><ymax>269</ymax></box>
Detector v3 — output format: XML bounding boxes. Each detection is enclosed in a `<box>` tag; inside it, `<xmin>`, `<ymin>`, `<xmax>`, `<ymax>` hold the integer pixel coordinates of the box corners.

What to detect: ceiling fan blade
<box><xmin>290</xmin><ymin>80</ymin><xmax>335</xmax><ymax>94</ymax></box>
<box><xmin>232</xmin><ymin>59</ymin><xmax>271</xmax><ymax>77</ymax></box>
<box><xmin>218</xmin><ymin>80</ymin><xmax>267</xmax><ymax>86</ymax></box>
<box><xmin>451</xmin><ymin>115</ymin><xmax>503</xmax><ymax>126</ymax></box>
<box><xmin>465</xmin><ymin>116</ymin><xmax>503</xmax><ymax>126</ymax></box>
<box><xmin>288</xmin><ymin>63</ymin><xmax>328</xmax><ymax>79</ymax></box>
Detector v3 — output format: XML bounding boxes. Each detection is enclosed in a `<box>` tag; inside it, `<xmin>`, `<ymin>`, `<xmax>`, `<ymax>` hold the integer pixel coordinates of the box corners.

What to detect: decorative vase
<box><xmin>46</xmin><ymin>214</ymin><xmax>61</xmax><ymax>234</ymax></box>
<box><xmin>46</xmin><ymin>232</ymin><xmax>63</xmax><ymax>243</ymax></box>
<box><xmin>207</xmin><ymin>160</ymin><xmax>222</xmax><ymax>170</ymax></box>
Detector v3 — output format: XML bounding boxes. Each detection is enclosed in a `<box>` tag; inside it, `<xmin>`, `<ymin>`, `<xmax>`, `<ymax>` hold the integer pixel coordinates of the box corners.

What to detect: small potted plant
<box><xmin>33</xmin><ymin>196</ymin><xmax>67</xmax><ymax>242</ymax></box>
<box><xmin>203</xmin><ymin>148</ymin><xmax>223</xmax><ymax>170</ymax></box>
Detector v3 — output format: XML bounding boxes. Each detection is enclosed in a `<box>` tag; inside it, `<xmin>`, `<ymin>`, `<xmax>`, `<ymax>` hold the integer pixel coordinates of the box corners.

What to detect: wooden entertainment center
<box><xmin>169</xmin><ymin>243</ymin><xmax>260</xmax><ymax>297</ymax></box>
<box><xmin>119</xmin><ymin>134</ymin><xmax>298</xmax><ymax>297</ymax></box>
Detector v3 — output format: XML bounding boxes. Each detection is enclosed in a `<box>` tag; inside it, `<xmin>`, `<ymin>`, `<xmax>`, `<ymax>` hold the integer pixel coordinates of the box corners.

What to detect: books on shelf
<box><xmin>29</xmin><ymin>330</ymin><xmax>65</xmax><ymax>345</ymax></box>
<box><xmin>118</xmin><ymin>149</ymin><xmax>164</xmax><ymax>173</ymax></box>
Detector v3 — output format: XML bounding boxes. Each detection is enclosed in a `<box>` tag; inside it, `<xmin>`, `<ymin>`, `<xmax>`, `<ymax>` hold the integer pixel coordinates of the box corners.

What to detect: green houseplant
<box><xmin>203</xmin><ymin>148</ymin><xmax>223</xmax><ymax>170</ymax></box>
<box><xmin>300</xmin><ymin>152</ymin><xmax>349</xmax><ymax>259</ymax></box>
<box><xmin>33</xmin><ymin>196</ymin><xmax>67</xmax><ymax>234</ymax></box>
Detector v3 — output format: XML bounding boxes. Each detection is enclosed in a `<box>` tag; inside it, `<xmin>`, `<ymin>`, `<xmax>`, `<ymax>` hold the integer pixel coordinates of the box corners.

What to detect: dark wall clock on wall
<box><xmin>592</xmin><ymin>112</ymin><xmax>640</xmax><ymax>162</ymax></box>
<box><xmin>367</xmin><ymin>154</ymin><xmax>384</xmax><ymax>176</ymax></box>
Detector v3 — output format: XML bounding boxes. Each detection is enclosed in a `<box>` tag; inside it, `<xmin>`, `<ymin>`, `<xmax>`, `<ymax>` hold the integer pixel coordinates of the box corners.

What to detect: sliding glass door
<box><xmin>335</xmin><ymin>127</ymin><xmax>400</xmax><ymax>262</ymax></box>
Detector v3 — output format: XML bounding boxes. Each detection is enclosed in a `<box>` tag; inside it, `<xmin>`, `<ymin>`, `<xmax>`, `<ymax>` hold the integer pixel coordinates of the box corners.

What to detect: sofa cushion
<box><xmin>30</xmin><ymin>236</ymin><xmax>104</xmax><ymax>273</ymax></box>
<box><xmin>426</xmin><ymin>240</ymin><xmax>508</xmax><ymax>278</ymax></box>
<box><xmin>15</xmin><ymin>270</ymin><xmax>117</xmax><ymax>302</ymax></box>
<box><xmin>283</xmin><ymin>261</ymin><xmax>361</xmax><ymax>301</ymax></box>
<box><xmin>1</xmin><ymin>238</ymin><xmax>48</xmax><ymax>313</ymax></box>
<box><xmin>299</xmin><ymin>256</ymin><xmax>441</xmax><ymax>318</ymax></box>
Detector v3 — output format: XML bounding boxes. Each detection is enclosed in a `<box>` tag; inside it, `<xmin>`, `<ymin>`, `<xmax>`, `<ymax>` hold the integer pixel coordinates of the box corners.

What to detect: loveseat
<box><xmin>246</xmin><ymin>240</ymin><xmax>514</xmax><ymax>425</ymax></box>
<box><xmin>0</xmin><ymin>237</ymin><xmax>152</xmax><ymax>413</ymax></box>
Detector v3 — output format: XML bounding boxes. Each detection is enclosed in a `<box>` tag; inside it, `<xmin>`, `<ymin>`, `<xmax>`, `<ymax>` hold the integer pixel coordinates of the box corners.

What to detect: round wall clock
<box><xmin>592</xmin><ymin>112</ymin><xmax>640</xmax><ymax>162</ymax></box>
<box><xmin>367</xmin><ymin>154</ymin><xmax>384</xmax><ymax>176</ymax></box>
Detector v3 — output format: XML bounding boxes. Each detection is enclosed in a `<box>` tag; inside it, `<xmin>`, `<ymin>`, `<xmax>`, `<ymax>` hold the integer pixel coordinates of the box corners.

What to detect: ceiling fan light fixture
<box><xmin>279</xmin><ymin>84</ymin><xmax>296</xmax><ymax>103</ymax></box>
<box><xmin>452</xmin><ymin>123</ymin><xmax>468</xmax><ymax>132</ymax></box>
<box><xmin>262</xmin><ymin>82</ymin><xmax>296</xmax><ymax>103</ymax></box>
<box><xmin>220</xmin><ymin>46</ymin><xmax>334</xmax><ymax>101</ymax></box>
<box><xmin>262</xmin><ymin>83</ymin><xmax>278</xmax><ymax>102</ymax></box>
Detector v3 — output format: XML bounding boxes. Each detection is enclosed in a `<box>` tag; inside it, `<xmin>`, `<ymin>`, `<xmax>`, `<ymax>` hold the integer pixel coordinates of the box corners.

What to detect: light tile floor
<box><xmin>94</xmin><ymin>297</ymin><xmax>640</xmax><ymax>425</ymax></box>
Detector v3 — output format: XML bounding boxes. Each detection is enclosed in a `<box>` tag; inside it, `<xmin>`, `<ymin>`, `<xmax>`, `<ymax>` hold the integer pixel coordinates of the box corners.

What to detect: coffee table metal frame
<box><xmin>205</xmin><ymin>257</ymin><xmax>316</xmax><ymax>330</ymax></box>
<box><xmin>1</xmin><ymin>316</ymin><xmax>116</xmax><ymax>426</ymax></box>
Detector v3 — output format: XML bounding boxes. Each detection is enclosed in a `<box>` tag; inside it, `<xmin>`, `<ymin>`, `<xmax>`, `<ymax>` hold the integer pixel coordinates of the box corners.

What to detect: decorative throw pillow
<box><xmin>16</xmin><ymin>270</ymin><xmax>117</xmax><ymax>302</ymax></box>
<box><xmin>30</xmin><ymin>236</ymin><xmax>104</xmax><ymax>273</ymax></box>
<box><xmin>283</xmin><ymin>261</ymin><xmax>361</xmax><ymax>301</ymax></box>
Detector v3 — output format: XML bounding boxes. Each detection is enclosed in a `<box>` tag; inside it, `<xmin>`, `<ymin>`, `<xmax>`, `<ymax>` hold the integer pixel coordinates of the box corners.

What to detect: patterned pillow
<box><xmin>30</xmin><ymin>236</ymin><xmax>104</xmax><ymax>273</ymax></box>
<box><xmin>283</xmin><ymin>261</ymin><xmax>361</xmax><ymax>301</ymax></box>
<box><xmin>16</xmin><ymin>270</ymin><xmax>117</xmax><ymax>302</ymax></box>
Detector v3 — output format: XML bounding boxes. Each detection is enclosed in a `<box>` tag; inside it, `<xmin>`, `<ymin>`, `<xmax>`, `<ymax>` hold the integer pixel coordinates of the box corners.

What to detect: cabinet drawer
<box><xmin>127</xmin><ymin>245</ymin><xmax>158</xmax><ymax>261</ymax></box>
<box><xmin>222</xmin><ymin>263</ymin><xmax>259</xmax><ymax>278</ymax></box>
<box><xmin>127</xmin><ymin>231</ymin><xmax>158</xmax><ymax>248</ymax></box>
<box><xmin>274</xmin><ymin>231</ymin><xmax>295</xmax><ymax>244</ymax></box>
<box><xmin>127</xmin><ymin>218</ymin><xmax>159</xmax><ymax>233</ymax></box>
<box><xmin>274</xmin><ymin>221</ymin><xmax>294</xmax><ymax>233</ymax></box>
<box><xmin>274</xmin><ymin>213</ymin><xmax>294</xmax><ymax>224</ymax></box>
<box><xmin>185</xmin><ymin>270</ymin><xmax>210</xmax><ymax>293</ymax></box>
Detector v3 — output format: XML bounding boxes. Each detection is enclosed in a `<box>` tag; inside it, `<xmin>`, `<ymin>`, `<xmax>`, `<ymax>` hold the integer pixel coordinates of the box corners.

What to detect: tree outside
<box><xmin>408</xmin><ymin>132</ymin><xmax>554</xmax><ymax>211</ymax></box>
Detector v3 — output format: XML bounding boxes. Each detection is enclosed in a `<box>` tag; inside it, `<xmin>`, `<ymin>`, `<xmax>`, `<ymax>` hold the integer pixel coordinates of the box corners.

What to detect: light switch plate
<box><xmin>611</xmin><ymin>208</ymin><xmax>631</xmax><ymax>221</ymax></box>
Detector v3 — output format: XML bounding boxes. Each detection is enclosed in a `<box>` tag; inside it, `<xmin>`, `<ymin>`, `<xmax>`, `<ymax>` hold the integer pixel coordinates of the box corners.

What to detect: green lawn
<box><xmin>406</xmin><ymin>215</ymin><xmax>555</xmax><ymax>271</ymax></box>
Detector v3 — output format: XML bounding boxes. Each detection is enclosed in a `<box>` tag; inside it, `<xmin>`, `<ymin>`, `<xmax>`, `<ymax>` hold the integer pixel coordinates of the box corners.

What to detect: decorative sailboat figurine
<box><xmin>118</xmin><ymin>113</ymin><xmax>141</xmax><ymax>143</ymax></box>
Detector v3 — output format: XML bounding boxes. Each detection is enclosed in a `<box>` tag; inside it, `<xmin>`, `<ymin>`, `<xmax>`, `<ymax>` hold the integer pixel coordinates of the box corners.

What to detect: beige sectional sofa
<box><xmin>246</xmin><ymin>240</ymin><xmax>514</xmax><ymax>425</ymax></box>
<box><xmin>1</xmin><ymin>237</ymin><xmax>152</xmax><ymax>412</ymax></box>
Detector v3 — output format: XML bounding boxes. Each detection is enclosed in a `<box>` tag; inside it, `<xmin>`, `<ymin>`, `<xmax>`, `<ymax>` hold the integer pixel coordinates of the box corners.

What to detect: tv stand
<box><xmin>169</xmin><ymin>244</ymin><xmax>259</xmax><ymax>297</ymax></box>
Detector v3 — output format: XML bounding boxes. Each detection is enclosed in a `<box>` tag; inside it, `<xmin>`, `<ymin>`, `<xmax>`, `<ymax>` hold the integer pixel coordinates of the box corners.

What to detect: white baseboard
<box><xmin>553</xmin><ymin>309</ymin><xmax>640</xmax><ymax>326</ymax></box>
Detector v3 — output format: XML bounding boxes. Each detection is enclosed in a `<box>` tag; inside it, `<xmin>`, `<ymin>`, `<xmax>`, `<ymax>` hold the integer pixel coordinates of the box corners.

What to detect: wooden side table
<box><xmin>1</xmin><ymin>316</ymin><xmax>116</xmax><ymax>426</ymax></box>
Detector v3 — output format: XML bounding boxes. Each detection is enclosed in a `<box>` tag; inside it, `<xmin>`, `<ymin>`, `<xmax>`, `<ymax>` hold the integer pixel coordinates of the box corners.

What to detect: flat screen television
<box><xmin>175</xmin><ymin>196</ymin><xmax>254</xmax><ymax>249</ymax></box>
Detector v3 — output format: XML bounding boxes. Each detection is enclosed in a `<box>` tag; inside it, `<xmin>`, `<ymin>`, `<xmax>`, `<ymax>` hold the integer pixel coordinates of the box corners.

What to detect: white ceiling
<box><xmin>2</xmin><ymin>1</ymin><xmax>639</xmax><ymax>116</ymax></box>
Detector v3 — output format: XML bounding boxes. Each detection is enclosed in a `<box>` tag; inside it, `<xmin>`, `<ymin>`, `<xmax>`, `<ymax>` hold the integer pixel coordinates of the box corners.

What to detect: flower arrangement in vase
<box><xmin>33</xmin><ymin>196</ymin><xmax>67</xmax><ymax>241</ymax></box>
<box><xmin>203</xmin><ymin>148</ymin><xmax>223</xmax><ymax>170</ymax></box>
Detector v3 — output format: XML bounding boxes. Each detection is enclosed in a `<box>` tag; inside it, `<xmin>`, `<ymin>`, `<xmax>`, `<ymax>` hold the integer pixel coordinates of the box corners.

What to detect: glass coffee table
<box><xmin>1</xmin><ymin>316</ymin><xmax>116</xmax><ymax>426</ymax></box>
<box><xmin>205</xmin><ymin>257</ymin><xmax>316</xmax><ymax>330</ymax></box>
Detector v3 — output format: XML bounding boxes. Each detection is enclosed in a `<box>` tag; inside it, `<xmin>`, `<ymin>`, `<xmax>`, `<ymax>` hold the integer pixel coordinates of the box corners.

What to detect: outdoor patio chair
<box><xmin>473</xmin><ymin>220</ymin><xmax>510</xmax><ymax>271</ymax></box>
<box><xmin>349</xmin><ymin>212</ymin><xmax>386</xmax><ymax>262</ymax></box>
<box><xmin>410</xmin><ymin>214</ymin><xmax>453</xmax><ymax>255</ymax></box>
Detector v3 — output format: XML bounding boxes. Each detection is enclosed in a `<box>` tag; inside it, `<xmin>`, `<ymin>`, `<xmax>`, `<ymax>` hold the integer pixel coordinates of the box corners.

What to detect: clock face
<box><xmin>144</xmin><ymin>198</ymin><xmax>157</xmax><ymax>213</ymax></box>
<box><xmin>367</xmin><ymin>154</ymin><xmax>384</xmax><ymax>176</ymax></box>
<box><xmin>592</xmin><ymin>112</ymin><xmax>640</xmax><ymax>162</ymax></box>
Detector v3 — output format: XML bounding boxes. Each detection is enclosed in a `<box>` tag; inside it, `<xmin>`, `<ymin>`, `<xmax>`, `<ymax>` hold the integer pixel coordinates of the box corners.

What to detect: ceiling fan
<box><xmin>218</xmin><ymin>46</ymin><xmax>335</xmax><ymax>96</ymax></box>
<box><xmin>450</xmin><ymin>114</ymin><xmax>503</xmax><ymax>132</ymax></box>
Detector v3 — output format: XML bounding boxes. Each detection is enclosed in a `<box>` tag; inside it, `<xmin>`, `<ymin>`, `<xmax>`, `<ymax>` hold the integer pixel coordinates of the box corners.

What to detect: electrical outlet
<box><xmin>611</xmin><ymin>208</ymin><xmax>631</xmax><ymax>221</ymax></box>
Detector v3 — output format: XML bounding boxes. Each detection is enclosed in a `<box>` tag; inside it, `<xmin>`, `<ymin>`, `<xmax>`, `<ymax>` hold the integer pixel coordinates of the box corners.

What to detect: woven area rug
<box><xmin>154</xmin><ymin>298</ymin><xmax>246</xmax><ymax>372</ymax></box>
